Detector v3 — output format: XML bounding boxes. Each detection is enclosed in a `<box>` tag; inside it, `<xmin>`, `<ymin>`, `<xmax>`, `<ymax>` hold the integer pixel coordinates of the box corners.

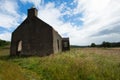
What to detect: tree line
<box><xmin>91</xmin><ymin>41</ymin><xmax>120</xmax><ymax>47</ymax></box>
<box><xmin>0</xmin><ymin>39</ymin><xmax>10</xmax><ymax>47</ymax></box>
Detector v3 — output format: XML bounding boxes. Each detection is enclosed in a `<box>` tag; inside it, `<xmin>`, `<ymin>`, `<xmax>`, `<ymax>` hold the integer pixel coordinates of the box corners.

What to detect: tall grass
<box><xmin>0</xmin><ymin>48</ymin><xmax>120</xmax><ymax>80</ymax></box>
<box><xmin>0</xmin><ymin>60</ymin><xmax>41</xmax><ymax>80</ymax></box>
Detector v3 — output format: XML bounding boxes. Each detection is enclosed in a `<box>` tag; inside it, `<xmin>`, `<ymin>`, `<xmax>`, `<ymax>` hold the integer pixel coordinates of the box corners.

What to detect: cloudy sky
<box><xmin>0</xmin><ymin>0</ymin><xmax>120</xmax><ymax>45</ymax></box>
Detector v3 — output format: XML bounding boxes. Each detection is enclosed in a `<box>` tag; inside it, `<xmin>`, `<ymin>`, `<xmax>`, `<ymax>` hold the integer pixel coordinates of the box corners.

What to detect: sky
<box><xmin>0</xmin><ymin>0</ymin><xmax>120</xmax><ymax>46</ymax></box>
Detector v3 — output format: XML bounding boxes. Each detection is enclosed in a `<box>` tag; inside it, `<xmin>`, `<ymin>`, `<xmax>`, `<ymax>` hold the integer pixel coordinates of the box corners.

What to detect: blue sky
<box><xmin>0</xmin><ymin>0</ymin><xmax>120</xmax><ymax>45</ymax></box>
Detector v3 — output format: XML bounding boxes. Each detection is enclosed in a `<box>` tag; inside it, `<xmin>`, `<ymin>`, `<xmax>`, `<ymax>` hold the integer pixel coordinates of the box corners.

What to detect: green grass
<box><xmin>0</xmin><ymin>47</ymin><xmax>120</xmax><ymax>80</ymax></box>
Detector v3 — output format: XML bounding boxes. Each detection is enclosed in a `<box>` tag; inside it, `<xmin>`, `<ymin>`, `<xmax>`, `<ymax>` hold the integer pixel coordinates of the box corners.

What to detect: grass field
<box><xmin>0</xmin><ymin>46</ymin><xmax>120</xmax><ymax>80</ymax></box>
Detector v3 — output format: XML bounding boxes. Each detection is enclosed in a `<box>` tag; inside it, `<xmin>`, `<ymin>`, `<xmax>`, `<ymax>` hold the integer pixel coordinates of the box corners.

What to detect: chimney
<box><xmin>28</xmin><ymin>7</ymin><xmax>38</xmax><ymax>18</ymax></box>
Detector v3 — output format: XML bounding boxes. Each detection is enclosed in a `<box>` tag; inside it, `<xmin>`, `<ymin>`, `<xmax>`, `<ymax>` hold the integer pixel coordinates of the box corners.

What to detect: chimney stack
<box><xmin>28</xmin><ymin>7</ymin><xmax>38</xmax><ymax>18</ymax></box>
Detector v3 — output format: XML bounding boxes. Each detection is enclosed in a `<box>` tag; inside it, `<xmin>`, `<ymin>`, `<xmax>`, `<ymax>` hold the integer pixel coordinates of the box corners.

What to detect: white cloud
<box><xmin>0</xmin><ymin>0</ymin><xmax>20</xmax><ymax>29</ymax></box>
<box><xmin>0</xmin><ymin>32</ymin><xmax>11</xmax><ymax>41</ymax></box>
<box><xmin>20</xmin><ymin>0</ymin><xmax>43</xmax><ymax>7</ymax></box>
<box><xmin>0</xmin><ymin>0</ymin><xmax>18</xmax><ymax>15</ymax></box>
<box><xmin>70</xmin><ymin>0</ymin><xmax>120</xmax><ymax>45</ymax></box>
<box><xmin>0</xmin><ymin>0</ymin><xmax>24</xmax><ymax>41</ymax></box>
<box><xmin>38</xmin><ymin>3</ymin><xmax>63</xmax><ymax>27</ymax></box>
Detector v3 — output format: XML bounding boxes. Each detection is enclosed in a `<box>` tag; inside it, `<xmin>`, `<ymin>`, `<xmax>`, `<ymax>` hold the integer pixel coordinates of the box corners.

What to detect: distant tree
<box><xmin>91</xmin><ymin>43</ymin><xmax>96</xmax><ymax>47</ymax></box>
<box><xmin>110</xmin><ymin>42</ymin><xmax>120</xmax><ymax>47</ymax></box>
<box><xmin>0</xmin><ymin>39</ymin><xmax>10</xmax><ymax>47</ymax></box>
<box><xmin>101</xmin><ymin>41</ymin><xmax>111</xmax><ymax>47</ymax></box>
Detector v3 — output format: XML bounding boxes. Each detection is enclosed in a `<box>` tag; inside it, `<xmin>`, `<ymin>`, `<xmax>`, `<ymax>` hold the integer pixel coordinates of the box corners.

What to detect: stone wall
<box><xmin>10</xmin><ymin>17</ymin><xmax>54</xmax><ymax>56</ymax></box>
<box><xmin>52</xmin><ymin>30</ymin><xmax>62</xmax><ymax>53</ymax></box>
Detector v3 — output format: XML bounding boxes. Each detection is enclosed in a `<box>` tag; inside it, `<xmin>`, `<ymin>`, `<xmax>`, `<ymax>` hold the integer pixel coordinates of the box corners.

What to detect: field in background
<box><xmin>0</xmin><ymin>46</ymin><xmax>120</xmax><ymax>80</ymax></box>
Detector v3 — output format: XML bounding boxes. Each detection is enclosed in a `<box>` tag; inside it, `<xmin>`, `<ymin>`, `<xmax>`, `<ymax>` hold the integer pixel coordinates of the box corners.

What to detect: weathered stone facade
<box><xmin>10</xmin><ymin>8</ymin><xmax>70</xmax><ymax>56</ymax></box>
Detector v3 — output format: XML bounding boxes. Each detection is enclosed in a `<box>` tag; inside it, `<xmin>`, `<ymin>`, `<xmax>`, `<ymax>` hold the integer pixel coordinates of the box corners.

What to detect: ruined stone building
<box><xmin>10</xmin><ymin>8</ymin><xmax>70</xmax><ymax>56</ymax></box>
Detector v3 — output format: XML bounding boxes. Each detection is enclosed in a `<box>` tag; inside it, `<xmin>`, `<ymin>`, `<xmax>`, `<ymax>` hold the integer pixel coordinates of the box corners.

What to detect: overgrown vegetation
<box><xmin>0</xmin><ymin>47</ymin><xmax>120</xmax><ymax>80</ymax></box>
<box><xmin>0</xmin><ymin>39</ymin><xmax>10</xmax><ymax>48</ymax></box>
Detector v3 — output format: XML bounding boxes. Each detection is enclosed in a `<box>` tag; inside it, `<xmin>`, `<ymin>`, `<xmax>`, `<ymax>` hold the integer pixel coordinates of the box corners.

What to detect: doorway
<box><xmin>57</xmin><ymin>39</ymin><xmax>59</xmax><ymax>51</ymax></box>
<box><xmin>17</xmin><ymin>40</ymin><xmax>22</xmax><ymax>55</ymax></box>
